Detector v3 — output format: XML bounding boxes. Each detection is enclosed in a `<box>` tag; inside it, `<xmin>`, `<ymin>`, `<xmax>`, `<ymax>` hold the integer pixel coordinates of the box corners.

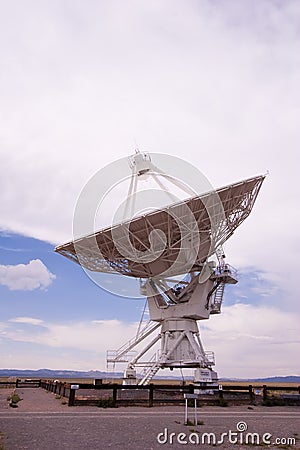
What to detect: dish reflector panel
<box><xmin>55</xmin><ymin>175</ymin><xmax>265</xmax><ymax>278</ymax></box>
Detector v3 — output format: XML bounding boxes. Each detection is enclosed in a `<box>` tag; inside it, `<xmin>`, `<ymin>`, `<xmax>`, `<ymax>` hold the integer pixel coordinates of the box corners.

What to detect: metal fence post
<box><xmin>263</xmin><ymin>385</ymin><xmax>268</xmax><ymax>402</ymax></box>
<box><xmin>68</xmin><ymin>389</ymin><xmax>76</xmax><ymax>406</ymax></box>
<box><xmin>249</xmin><ymin>385</ymin><xmax>255</xmax><ymax>404</ymax></box>
<box><xmin>149</xmin><ymin>384</ymin><xmax>154</xmax><ymax>407</ymax></box>
<box><xmin>112</xmin><ymin>384</ymin><xmax>117</xmax><ymax>406</ymax></box>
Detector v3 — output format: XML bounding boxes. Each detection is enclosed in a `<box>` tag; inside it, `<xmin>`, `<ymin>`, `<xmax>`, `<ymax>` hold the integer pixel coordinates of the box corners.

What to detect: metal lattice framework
<box><xmin>55</xmin><ymin>175</ymin><xmax>265</xmax><ymax>278</ymax></box>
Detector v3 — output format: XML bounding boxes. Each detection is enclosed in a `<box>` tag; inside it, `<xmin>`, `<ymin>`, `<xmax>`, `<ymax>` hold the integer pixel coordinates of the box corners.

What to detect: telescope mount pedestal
<box><xmin>107</xmin><ymin>264</ymin><xmax>237</xmax><ymax>385</ymax></box>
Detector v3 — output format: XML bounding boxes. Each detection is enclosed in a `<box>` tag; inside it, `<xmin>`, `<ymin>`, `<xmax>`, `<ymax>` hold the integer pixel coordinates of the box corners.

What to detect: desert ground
<box><xmin>0</xmin><ymin>387</ymin><xmax>300</xmax><ymax>450</ymax></box>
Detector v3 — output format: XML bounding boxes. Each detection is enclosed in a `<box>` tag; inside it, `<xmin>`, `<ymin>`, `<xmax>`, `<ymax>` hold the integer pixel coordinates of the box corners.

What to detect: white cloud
<box><xmin>0</xmin><ymin>1</ymin><xmax>299</xmax><ymax>371</ymax></box>
<box><xmin>202</xmin><ymin>303</ymin><xmax>300</xmax><ymax>377</ymax></box>
<box><xmin>1</xmin><ymin>318</ymin><xmax>138</xmax><ymax>354</ymax></box>
<box><xmin>0</xmin><ymin>1</ymin><xmax>299</xmax><ymax>313</ymax></box>
<box><xmin>9</xmin><ymin>317</ymin><xmax>44</xmax><ymax>325</ymax></box>
<box><xmin>1</xmin><ymin>304</ymin><xmax>299</xmax><ymax>376</ymax></box>
<box><xmin>0</xmin><ymin>259</ymin><xmax>55</xmax><ymax>291</ymax></box>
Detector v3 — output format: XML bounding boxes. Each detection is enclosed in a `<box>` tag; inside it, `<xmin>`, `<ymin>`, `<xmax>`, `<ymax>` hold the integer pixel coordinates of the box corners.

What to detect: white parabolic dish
<box><xmin>55</xmin><ymin>175</ymin><xmax>265</xmax><ymax>279</ymax></box>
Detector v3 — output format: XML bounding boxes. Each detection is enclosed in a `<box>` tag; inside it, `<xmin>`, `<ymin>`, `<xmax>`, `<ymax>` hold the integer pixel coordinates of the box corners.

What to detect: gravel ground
<box><xmin>0</xmin><ymin>388</ymin><xmax>299</xmax><ymax>450</ymax></box>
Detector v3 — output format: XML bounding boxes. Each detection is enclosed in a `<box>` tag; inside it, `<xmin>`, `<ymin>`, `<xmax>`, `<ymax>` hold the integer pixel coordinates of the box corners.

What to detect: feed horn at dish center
<box><xmin>55</xmin><ymin>151</ymin><xmax>265</xmax><ymax>386</ymax></box>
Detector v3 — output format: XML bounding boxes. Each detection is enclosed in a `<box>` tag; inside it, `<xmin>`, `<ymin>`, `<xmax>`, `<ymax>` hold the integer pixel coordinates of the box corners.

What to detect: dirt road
<box><xmin>0</xmin><ymin>388</ymin><xmax>299</xmax><ymax>450</ymax></box>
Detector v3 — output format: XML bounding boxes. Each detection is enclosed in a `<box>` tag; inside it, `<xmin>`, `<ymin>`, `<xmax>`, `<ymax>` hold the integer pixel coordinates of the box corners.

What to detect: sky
<box><xmin>0</xmin><ymin>0</ymin><xmax>299</xmax><ymax>378</ymax></box>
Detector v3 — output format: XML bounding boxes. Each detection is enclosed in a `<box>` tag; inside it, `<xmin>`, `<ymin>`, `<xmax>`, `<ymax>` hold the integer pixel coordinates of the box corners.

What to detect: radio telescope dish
<box><xmin>55</xmin><ymin>151</ymin><xmax>266</xmax><ymax>385</ymax></box>
<box><xmin>55</xmin><ymin>175</ymin><xmax>264</xmax><ymax>278</ymax></box>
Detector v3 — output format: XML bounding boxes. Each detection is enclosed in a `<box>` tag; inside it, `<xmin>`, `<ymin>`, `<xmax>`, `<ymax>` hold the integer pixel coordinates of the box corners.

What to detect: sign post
<box><xmin>184</xmin><ymin>393</ymin><xmax>198</xmax><ymax>425</ymax></box>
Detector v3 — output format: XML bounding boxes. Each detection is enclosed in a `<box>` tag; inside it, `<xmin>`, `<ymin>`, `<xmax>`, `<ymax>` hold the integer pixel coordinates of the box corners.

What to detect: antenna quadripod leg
<box><xmin>130</xmin><ymin>274</ymin><xmax>217</xmax><ymax>385</ymax></box>
<box><xmin>137</xmin><ymin>267</ymin><xmax>236</xmax><ymax>385</ymax></box>
<box><xmin>114</xmin><ymin>265</ymin><xmax>237</xmax><ymax>386</ymax></box>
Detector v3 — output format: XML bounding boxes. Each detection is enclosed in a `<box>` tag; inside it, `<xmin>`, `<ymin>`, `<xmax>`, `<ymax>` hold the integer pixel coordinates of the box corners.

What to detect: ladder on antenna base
<box><xmin>139</xmin><ymin>361</ymin><xmax>161</xmax><ymax>385</ymax></box>
<box><xmin>209</xmin><ymin>263</ymin><xmax>238</xmax><ymax>314</ymax></box>
<box><xmin>106</xmin><ymin>321</ymin><xmax>160</xmax><ymax>370</ymax></box>
<box><xmin>210</xmin><ymin>283</ymin><xmax>225</xmax><ymax>314</ymax></box>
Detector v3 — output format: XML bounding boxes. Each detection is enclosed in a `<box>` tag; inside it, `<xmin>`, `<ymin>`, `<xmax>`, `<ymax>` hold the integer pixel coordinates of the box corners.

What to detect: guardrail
<box><xmin>0</xmin><ymin>381</ymin><xmax>16</xmax><ymax>388</ymax></box>
<box><xmin>39</xmin><ymin>380</ymin><xmax>300</xmax><ymax>407</ymax></box>
<box><xmin>0</xmin><ymin>379</ymin><xmax>41</xmax><ymax>388</ymax></box>
<box><xmin>16</xmin><ymin>379</ymin><xmax>41</xmax><ymax>388</ymax></box>
<box><xmin>3</xmin><ymin>378</ymin><xmax>299</xmax><ymax>406</ymax></box>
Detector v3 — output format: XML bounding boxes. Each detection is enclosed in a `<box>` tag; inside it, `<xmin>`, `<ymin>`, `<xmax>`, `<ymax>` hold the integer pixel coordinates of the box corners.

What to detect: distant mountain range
<box><xmin>0</xmin><ymin>369</ymin><xmax>299</xmax><ymax>383</ymax></box>
<box><xmin>0</xmin><ymin>369</ymin><xmax>122</xmax><ymax>379</ymax></box>
<box><xmin>221</xmin><ymin>376</ymin><xmax>300</xmax><ymax>383</ymax></box>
